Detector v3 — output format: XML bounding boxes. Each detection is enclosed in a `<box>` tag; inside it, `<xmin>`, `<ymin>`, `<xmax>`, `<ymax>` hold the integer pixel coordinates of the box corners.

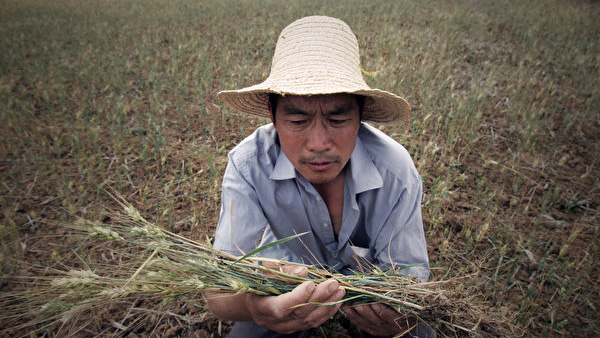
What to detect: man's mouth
<box><xmin>300</xmin><ymin>154</ymin><xmax>340</xmax><ymax>171</ymax></box>
<box><xmin>306</xmin><ymin>161</ymin><xmax>334</xmax><ymax>171</ymax></box>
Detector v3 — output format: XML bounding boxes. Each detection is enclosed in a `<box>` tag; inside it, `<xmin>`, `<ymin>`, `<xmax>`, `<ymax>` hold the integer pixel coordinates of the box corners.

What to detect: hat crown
<box><xmin>216</xmin><ymin>15</ymin><xmax>411</xmax><ymax>124</ymax></box>
<box><xmin>268</xmin><ymin>16</ymin><xmax>367</xmax><ymax>93</ymax></box>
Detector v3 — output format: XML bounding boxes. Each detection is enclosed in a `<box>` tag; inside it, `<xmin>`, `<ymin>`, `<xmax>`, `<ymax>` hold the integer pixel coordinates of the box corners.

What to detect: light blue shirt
<box><xmin>213</xmin><ymin>123</ymin><xmax>429</xmax><ymax>281</ymax></box>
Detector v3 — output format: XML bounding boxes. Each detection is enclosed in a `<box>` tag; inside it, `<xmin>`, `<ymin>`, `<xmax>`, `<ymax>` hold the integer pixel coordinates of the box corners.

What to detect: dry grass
<box><xmin>1</xmin><ymin>0</ymin><xmax>598</xmax><ymax>337</ymax></box>
<box><xmin>1</xmin><ymin>192</ymin><xmax>521</xmax><ymax>337</ymax></box>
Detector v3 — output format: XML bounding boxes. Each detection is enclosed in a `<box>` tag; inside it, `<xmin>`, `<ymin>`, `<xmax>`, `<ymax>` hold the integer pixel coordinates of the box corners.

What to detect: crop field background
<box><xmin>1</xmin><ymin>0</ymin><xmax>598</xmax><ymax>337</ymax></box>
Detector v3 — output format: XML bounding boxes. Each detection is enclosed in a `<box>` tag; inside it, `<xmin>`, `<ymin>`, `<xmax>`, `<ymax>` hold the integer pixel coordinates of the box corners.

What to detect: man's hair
<box><xmin>268</xmin><ymin>93</ymin><xmax>280</xmax><ymax>123</ymax></box>
<box><xmin>268</xmin><ymin>93</ymin><xmax>365</xmax><ymax>124</ymax></box>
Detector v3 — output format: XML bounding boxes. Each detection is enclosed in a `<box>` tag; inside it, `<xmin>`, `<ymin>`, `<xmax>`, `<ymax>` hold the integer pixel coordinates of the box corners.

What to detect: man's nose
<box><xmin>306</xmin><ymin>121</ymin><xmax>332</xmax><ymax>152</ymax></box>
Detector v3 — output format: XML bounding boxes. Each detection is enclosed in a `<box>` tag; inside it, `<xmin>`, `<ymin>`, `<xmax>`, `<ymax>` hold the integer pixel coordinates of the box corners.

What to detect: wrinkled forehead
<box><xmin>276</xmin><ymin>94</ymin><xmax>360</xmax><ymax>112</ymax></box>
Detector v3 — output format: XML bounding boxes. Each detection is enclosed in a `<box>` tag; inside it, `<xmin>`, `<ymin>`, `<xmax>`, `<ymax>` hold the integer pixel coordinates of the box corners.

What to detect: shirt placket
<box><xmin>296</xmin><ymin>178</ymin><xmax>338</xmax><ymax>256</ymax></box>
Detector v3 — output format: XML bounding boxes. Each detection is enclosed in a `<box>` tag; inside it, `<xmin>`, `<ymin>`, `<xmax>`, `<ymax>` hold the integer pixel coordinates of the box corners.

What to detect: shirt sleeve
<box><xmin>212</xmin><ymin>157</ymin><xmax>268</xmax><ymax>256</ymax></box>
<box><xmin>371</xmin><ymin>177</ymin><xmax>430</xmax><ymax>282</ymax></box>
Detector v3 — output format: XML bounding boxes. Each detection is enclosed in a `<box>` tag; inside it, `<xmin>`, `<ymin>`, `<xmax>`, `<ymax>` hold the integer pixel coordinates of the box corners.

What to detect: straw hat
<box><xmin>217</xmin><ymin>15</ymin><xmax>410</xmax><ymax>124</ymax></box>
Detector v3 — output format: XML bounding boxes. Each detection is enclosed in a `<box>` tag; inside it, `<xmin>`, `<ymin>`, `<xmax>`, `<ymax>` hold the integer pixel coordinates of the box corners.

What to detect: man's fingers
<box><xmin>281</xmin><ymin>264</ymin><xmax>309</xmax><ymax>277</ymax></box>
<box><xmin>307</xmin><ymin>279</ymin><xmax>340</xmax><ymax>302</ymax></box>
<box><xmin>251</xmin><ymin>281</ymin><xmax>315</xmax><ymax>320</ymax></box>
<box><xmin>341</xmin><ymin>304</ymin><xmax>372</xmax><ymax>325</ymax></box>
<box><xmin>342</xmin><ymin>303</ymin><xmax>415</xmax><ymax>336</ymax></box>
<box><xmin>248</xmin><ymin>279</ymin><xmax>345</xmax><ymax>334</ymax></box>
<box><xmin>298</xmin><ymin>279</ymin><xmax>345</xmax><ymax>326</ymax></box>
<box><xmin>341</xmin><ymin>304</ymin><xmax>360</xmax><ymax>318</ymax></box>
<box><xmin>257</xmin><ymin>280</ymin><xmax>343</xmax><ymax>334</ymax></box>
<box><xmin>370</xmin><ymin>303</ymin><xmax>400</xmax><ymax>322</ymax></box>
<box><xmin>341</xmin><ymin>304</ymin><xmax>378</xmax><ymax>335</ymax></box>
<box><xmin>261</xmin><ymin>262</ymin><xmax>309</xmax><ymax>278</ymax></box>
<box><xmin>349</xmin><ymin>302</ymin><xmax>380</xmax><ymax>323</ymax></box>
<box><xmin>278</xmin><ymin>281</ymin><xmax>316</xmax><ymax>312</ymax></box>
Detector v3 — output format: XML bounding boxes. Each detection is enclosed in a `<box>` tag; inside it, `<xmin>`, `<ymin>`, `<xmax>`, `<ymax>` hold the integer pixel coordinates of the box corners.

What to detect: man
<box><xmin>207</xmin><ymin>16</ymin><xmax>432</xmax><ymax>337</ymax></box>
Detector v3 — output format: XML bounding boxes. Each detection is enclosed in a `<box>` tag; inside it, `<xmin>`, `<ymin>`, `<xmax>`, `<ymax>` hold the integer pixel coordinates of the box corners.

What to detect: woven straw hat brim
<box><xmin>217</xmin><ymin>86</ymin><xmax>411</xmax><ymax>124</ymax></box>
<box><xmin>217</xmin><ymin>15</ymin><xmax>411</xmax><ymax>124</ymax></box>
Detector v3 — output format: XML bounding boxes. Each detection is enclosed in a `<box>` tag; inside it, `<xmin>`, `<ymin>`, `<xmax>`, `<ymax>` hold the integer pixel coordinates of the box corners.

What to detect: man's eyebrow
<box><xmin>327</xmin><ymin>105</ymin><xmax>355</xmax><ymax>115</ymax></box>
<box><xmin>280</xmin><ymin>105</ymin><xmax>311</xmax><ymax>116</ymax></box>
<box><xmin>280</xmin><ymin>103</ymin><xmax>356</xmax><ymax>116</ymax></box>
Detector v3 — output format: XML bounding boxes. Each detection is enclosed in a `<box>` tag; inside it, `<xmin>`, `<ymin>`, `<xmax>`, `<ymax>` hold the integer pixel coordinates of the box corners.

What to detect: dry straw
<box><xmin>0</xmin><ymin>192</ymin><xmax>522</xmax><ymax>337</ymax></box>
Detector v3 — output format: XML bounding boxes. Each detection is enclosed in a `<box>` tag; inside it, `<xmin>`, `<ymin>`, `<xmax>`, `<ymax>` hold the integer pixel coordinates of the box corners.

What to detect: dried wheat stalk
<box><xmin>0</xmin><ymin>193</ymin><xmax>522</xmax><ymax>337</ymax></box>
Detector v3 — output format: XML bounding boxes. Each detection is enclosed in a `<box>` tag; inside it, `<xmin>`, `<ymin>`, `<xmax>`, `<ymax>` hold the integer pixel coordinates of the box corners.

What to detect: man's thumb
<box><xmin>275</xmin><ymin>281</ymin><xmax>315</xmax><ymax>312</ymax></box>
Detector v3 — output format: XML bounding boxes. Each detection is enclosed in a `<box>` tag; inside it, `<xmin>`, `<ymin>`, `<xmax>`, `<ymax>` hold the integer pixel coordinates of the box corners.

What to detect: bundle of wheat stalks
<box><xmin>1</xmin><ymin>194</ymin><xmax>521</xmax><ymax>338</ymax></box>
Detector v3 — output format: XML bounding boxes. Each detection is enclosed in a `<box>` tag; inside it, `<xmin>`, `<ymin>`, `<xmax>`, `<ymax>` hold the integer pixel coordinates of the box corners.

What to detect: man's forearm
<box><xmin>205</xmin><ymin>291</ymin><xmax>252</xmax><ymax>322</ymax></box>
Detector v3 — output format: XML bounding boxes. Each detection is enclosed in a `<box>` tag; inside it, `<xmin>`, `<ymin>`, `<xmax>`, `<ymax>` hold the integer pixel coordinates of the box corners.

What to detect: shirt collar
<box><xmin>349</xmin><ymin>135</ymin><xmax>383</xmax><ymax>194</ymax></box>
<box><xmin>269</xmin><ymin>132</ymin><xmax>383</xmax><ymax>194</ymax></box>
<box><xmin>270</xmin><ymin>149</ymin><xmax>296</xmax><ymax>180</ymax></box>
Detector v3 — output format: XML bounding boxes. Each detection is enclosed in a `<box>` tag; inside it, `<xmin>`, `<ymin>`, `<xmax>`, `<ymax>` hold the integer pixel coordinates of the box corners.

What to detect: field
<box><xmin>1</xmin><ymin>0</ymin><xmax>599</xmax><ymax>337</ymax></box>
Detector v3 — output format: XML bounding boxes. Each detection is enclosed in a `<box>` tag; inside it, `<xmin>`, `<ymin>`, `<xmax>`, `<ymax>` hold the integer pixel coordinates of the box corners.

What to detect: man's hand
<box><xmin>341</xmin><ymin>302</ymin><xmax>416</xmax><ymax>336</ymax></box>
<box><xmin>206</xmin><ymin>262</ymin><xmax>345</xmax><ymax>334</ymax></box>
<box><xmin>244</xmin><ymin>263</ymin><xmax>345</xmax><ymax>334</ymax></box>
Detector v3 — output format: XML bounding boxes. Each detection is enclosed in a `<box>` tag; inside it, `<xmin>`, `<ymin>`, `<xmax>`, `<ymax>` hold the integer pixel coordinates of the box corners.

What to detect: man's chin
<box><xmin>307</xmin><ymin>177</ymin><xmax>334</xmax><ymax>185</ymax></box>
<box><xmin>301</xmin><ymin>170</ymin><xmax>341</xmax><ymax>186</ymax></box>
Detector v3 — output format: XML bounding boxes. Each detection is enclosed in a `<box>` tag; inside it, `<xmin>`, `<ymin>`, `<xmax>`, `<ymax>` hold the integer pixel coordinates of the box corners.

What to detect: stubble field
<box><xmin>1</xmin><ymin>0</ymin><xmax>599</xmax><ymax>337</ymax></box>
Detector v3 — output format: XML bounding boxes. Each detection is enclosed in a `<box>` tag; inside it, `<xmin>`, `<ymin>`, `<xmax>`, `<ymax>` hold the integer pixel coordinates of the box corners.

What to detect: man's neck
<box><xmin>313</xmin><ymin>169</ymin><xmax>346</xmax><ymax>237</ymax></box>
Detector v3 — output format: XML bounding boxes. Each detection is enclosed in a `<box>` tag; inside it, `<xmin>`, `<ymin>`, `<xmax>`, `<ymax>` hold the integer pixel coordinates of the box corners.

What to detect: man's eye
<box><xmin>289</xmin><ymin>120</ymin><xmax>307</xmax><ymax>125</ymax></box>
<box><xmin>329</xmin><ymin>119</ymin><xmax>347</xmax><ymax>125</ymax></box>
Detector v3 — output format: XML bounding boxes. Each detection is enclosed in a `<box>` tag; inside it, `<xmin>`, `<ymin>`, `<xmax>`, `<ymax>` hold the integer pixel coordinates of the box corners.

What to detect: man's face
<box><xmin>272</xmin><ymin>94</ymin><xmax>361</xmax><ymax>185</ymax></box>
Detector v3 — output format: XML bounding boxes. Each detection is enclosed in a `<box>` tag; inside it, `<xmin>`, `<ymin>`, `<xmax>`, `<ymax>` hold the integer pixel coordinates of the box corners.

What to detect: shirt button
<box><xmin>323</xmin><ymin>222</ymin><xmax>329</xmax><ymax>227</ymax></box>
<box><xmin>316</xmin><ymin>196</ymin><xmax>321</xmax><ymax>201</ymax></box>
